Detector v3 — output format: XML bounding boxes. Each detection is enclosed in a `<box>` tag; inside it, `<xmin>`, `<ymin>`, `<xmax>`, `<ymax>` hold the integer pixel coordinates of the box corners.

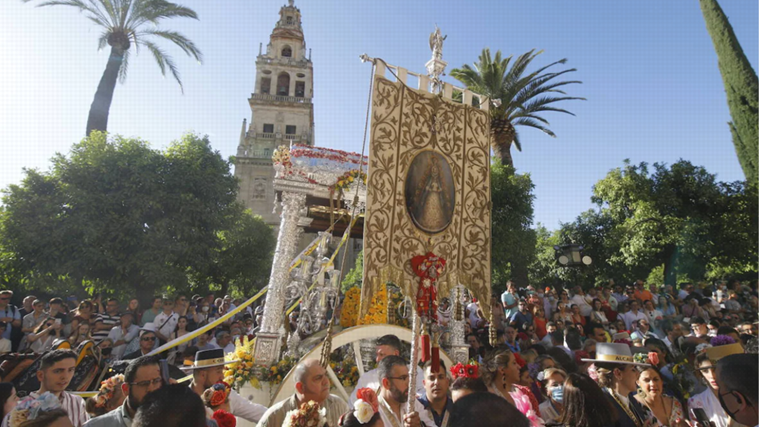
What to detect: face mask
<box><xmin>550</xmin><ymin>385</ymin><xmax>564</xmax><ymax>403</ymax></box>
<box><xmin>202</xmin><ymin>306</ymin><xmax>209</xmax><ymax>312</ymax></box>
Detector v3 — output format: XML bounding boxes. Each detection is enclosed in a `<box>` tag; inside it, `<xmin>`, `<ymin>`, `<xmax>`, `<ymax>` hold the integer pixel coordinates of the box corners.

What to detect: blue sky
<box><xmin>0</xmin><ymin>0</ymin><xmax>757</xmax><ymax>230</ymax></box>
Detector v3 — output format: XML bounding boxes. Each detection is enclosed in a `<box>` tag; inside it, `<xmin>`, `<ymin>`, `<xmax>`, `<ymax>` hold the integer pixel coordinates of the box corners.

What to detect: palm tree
<box><xmin>450</xmin><ymin>48</ymin><xmax>584</xmax><ymax>168</ymax></box>
<box><xmin>24</xmin><ymin>0</ymin><xmax>203</xmax><ymax>136</ymax></box>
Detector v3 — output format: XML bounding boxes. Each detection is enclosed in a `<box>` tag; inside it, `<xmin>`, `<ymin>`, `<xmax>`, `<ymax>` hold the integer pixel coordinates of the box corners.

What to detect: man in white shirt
<box><xmin>350</xmin><ymin>334</ymin><xmax>425</xmax><ymax>405</ymax></box>
<box><xmin>570</xmin><ymin>286</ymin><xmax>593</xmax><ymax>317</ymax></box>
<box><xmin>623</xmin><ymin>300</ymin><xmax>647</xmax><ymax>331</ymax></box>
<box><xmin>153</xmin><ymin>298</ymin><xmax>179</xmax><ymax>345</ymax></box>
<box><xmin>32</xmin><ymin>349</ymin><xmax>89</xmax><ymax>426</ymax></box>
<box><xmin>107</xmin><ymin>312</ymin><xmax>140</xmax><ymax>360</ymax></box>
<box><xmin>0</xmin><ymin>323</ymin><xmax>11</xmax><ymax>354</ymax></box>
<box><xmin>376</xmin><ymin>355</ymin><xmax>434</xmax><ymax>427</ymax></box>
<box><xmin>186</xmin><ymin>348</ymin><xmax>268</xmax><ymax>424</ymax></box>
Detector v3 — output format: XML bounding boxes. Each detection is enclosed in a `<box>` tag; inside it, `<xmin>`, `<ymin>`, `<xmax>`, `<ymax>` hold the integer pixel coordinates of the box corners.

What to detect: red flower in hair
<box><xmin>647</xmin><ymin>351</ymin><xmax>660</xmax><ymax>366</ymax></box>
<box><xmin>464</xmin><ymin>364</ymin><xmax>479</xmax><ymax>378</ymax></box>
<box><xmin>212</xmin><ymin>410</ymin><xmax>236</xmax><ymax>427</ymax></box>
<box><xmin>513</xmin><ymin>352</ymin><xmax>526</xmax><ymax>368</ymax></box>
<box><xmin>355</xmin><ymin>387</ymin><xmax>379</xmax><ymax>412</ymax></box>
<box><xmin>450</xmin><ymin>363</ymin><xmax>466</xmax><ymax>379</ymax></box>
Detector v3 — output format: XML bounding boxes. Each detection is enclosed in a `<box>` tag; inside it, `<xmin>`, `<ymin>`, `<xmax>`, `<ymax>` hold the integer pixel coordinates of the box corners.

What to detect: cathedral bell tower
<box><xmin>234</xmin><ymin>0</ymin><xmax>314</xmax><ymax>225</ymax></box>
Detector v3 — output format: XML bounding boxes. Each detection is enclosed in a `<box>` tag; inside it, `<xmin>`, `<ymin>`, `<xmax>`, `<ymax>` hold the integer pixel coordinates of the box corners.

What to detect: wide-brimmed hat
<box><xmin>181</xmin><ymin>348</ymin><xmax>239</xmax><ymax>371</ymax></box>
<box><xmin>704</xmin><ymin>343</ymin><xmax>744</xmax><ymax>364</ymax></box>
<box><xmin>581</xmin><ymin>342</ymin><xmax>650</xmax><ymax>366</ymax></box>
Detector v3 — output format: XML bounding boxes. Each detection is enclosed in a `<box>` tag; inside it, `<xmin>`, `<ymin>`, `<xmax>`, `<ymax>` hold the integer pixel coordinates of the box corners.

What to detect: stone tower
<box><xmin>234</xmin><ymin>0</ymin><xmax>314</xmax><ymax>225</ymax></box>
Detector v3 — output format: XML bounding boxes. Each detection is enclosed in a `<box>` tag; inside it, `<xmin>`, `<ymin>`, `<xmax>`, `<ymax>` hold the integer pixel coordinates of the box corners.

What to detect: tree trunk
<box><xmin>220</xmin><ymin>280</ymin><xmax>229</xmax><ymax>298</ymax></box>
<box><xmin>491</xmin><ymin>130</ymin><xmax>514</xmax><ymax>168</ymax></box>
<box><xmin>663</xmin><ymin>244</ymin><xmax>677</xmax><ymax>287</ymax></box>
<box><xmin>86</xmin><ymin>47</ymin><xmax>124</xmax><ymax>136</ymax></box>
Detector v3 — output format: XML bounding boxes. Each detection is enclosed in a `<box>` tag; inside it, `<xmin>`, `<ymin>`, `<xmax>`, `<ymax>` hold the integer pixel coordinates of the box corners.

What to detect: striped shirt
<box><xmin>30</xmin><ymin>391</ymin><xmax>89</xmax><ymax>427</ymax></box>
<box><xmin>92</xmin><ymin>313</ymin><xmax>120</xmax><ymax>343</ymax></box>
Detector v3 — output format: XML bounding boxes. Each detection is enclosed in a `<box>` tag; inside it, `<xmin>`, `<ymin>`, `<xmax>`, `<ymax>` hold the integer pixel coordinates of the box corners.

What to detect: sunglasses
<box><xmin>141</xmin><ymin>336</ymin><xmax>157</xmax><ymax>342</ymax></box>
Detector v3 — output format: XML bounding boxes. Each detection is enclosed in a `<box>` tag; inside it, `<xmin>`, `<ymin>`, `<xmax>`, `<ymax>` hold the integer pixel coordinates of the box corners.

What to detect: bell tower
<box><xmin>234</xmin><ymin>0</ymin><xmax>314</xmax><ymax>225</ymax></box>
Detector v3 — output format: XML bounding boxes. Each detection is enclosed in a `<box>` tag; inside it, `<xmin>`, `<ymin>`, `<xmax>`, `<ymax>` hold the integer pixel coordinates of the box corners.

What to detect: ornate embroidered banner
<box><xmin>360</xmin><ymin>75</ymin><xmax>492</xmax><ymax>321</ymax></box>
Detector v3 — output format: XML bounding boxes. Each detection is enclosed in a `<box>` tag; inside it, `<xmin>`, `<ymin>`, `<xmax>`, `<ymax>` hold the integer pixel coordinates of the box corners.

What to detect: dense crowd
<box><xmin>0</xmin><ymin>277</ymin><xmax>756</xmax><ymax>427</ymax></box>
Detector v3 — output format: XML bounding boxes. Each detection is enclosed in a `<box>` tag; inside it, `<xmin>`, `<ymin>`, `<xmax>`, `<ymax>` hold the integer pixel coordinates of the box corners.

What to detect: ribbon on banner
<box><xmin>285</xmin><ymin>215</ymin><xmax>358</xmax><ymax>316</ymax></box>
<box><xmin>147</xmin><ymin>287</ymin><xmax>268</xmax><ymax>356</ymax></box>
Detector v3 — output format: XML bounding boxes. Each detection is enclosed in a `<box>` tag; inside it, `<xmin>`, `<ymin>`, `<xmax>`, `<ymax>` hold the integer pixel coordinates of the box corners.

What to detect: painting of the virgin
<box><xmin>405</xmin><ymin>151</ymin><xmax>455</xmax><ymax>234</ymax></box>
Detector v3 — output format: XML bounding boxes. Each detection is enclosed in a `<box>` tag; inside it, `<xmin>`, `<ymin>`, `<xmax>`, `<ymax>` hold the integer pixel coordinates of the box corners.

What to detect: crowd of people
<box><xmin>0</xmin><ymin>277</ymin><xmax>757</xmax><ymax>427</ymax></box>
<box><xmin>0</xmin><ymin>291</ymin><xmax>261</xmax><ymax>366</ymax></box>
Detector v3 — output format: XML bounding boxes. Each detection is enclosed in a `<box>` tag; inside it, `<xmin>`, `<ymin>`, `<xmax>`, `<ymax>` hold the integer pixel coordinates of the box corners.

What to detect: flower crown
<box><xmin>352</xmin><ymin>388</ymin><xmax>379</xmax><ymax>424</ymax></box>
<box><xmin>633</xmin><ymin>352</ymin><xmax>660</xmax><ymax>366</ymax></box>
<box><xmin>95</xmin><ymin>374</ymin><xmax>124</xmax><ymax>408</ymax></box>
<box><xmin>450</xmin><ymin>362</ymin><xmax>479</xmax><ymax>380</ymax></box>
<box><xmin>9</xmin><ymin>392</ymin><xmax>62</xmax><ymax>427</ymax></box>
<box><xmin>283</xmin><ymin>400</ymin><xmax>327</xmax><ymax>427</ymax></box>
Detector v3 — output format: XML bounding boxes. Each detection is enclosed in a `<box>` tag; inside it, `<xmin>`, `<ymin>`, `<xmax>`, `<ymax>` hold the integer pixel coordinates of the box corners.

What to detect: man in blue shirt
<box><xmin>418</xmin><ymin>360</ymin><xmax>454</xmax><ymax>427</ymax></box>
<box><xmin>0</xmin><ymin>290</ymin><xmax>21</xmax><ymax>342</ymax></box>
<box><xmin>500</xmin><ymin>281</ymin><xmax>519</xmax><ymax>321</ymax></box>
<box><xmin>509</xmin><ymin>299</ymin><xmax>533</xmax><ymax>332</ymax></box>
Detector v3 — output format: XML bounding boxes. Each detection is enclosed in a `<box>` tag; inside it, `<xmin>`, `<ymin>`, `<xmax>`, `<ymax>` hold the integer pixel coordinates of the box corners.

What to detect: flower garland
<box><xmin>289</xmin><ymin>144</ymin><xmax>368</xmax><ymax>166</ymax></box>
<box><xmin>283</xmin><ymin>400</ymin><xmax>327</xmax><ymax>427</ymax></box>
<box><xmin>330</xmin><ymin>170</ymin><xmax>367</xmax><ymax>193</ymax></box>
<box><xmin>358</xmin><ymin>284</ymin><xmax>388</xmax><ymax>325</ymax></box>
<box><xmin>329</xmin><ymin>355</ymin><xmax>360</xmax><ymax>388</ymax></box>
<box><xmin>223</xmin><ymin>336</ymin><xmax>297</xmax><ymax>389</ymax></box>
<box><xmin>340</xmin><ymin>287</ymin><xmax>361</xmax><ymax>328</ymax></box>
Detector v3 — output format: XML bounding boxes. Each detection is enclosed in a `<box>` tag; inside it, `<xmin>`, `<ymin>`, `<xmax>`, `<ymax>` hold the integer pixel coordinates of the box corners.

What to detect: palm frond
<box><xmin>513</xmin><ymin>131</ymin><xmax>522</xmax><ymax>152</ymax></box>
<box><xmin>142</xmin><ymin>40</ymin><xmax>184</xmax><ymax>93</ymax></box>
<box><xmin>97</xmin><ymin>30</ymin><xmax>110</xmax><ymax>50</ymax></box>
<box><xmin>512</xmin><ymin>117</ymin><xmax>557</xmax><ymax>137</ymax></box>
<box><xmin>118</xmin><ymin>48</ymin><xmax>130</xmax><ymax>83</ymax></box>
<box><xmin>128</xmin><ymin>0</ymin><xmax>198</xmax><ymax>27</ymax></box>
<box><xmin>139</xmin><ymin>29</ymin><xmax>202</xmax><ymax>62</ymax></box>
<box><xmin>35</xmin><ymin>0</ymin><xmax>110</xmax><ymax>27</ymax></box>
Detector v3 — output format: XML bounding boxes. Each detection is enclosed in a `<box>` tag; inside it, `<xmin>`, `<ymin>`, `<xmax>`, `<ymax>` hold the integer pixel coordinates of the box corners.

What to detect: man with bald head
<box><xmin>256</xmin><ymin>359</ymin><xmax>349</xmax><ymax>427</ymax></box>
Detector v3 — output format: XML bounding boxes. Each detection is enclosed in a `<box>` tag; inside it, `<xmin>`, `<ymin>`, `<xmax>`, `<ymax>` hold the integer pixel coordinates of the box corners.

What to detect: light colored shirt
<box><xmin>228</xmin><ymin>389</ymin><xmax>268</xmax><ymax>423</ymax></box>
<box><xmin>501</xmin><ymin>292</ymin><xmax>518</xmax><ymax>320</ymax></box>
<box><xmin>378</xmin><ymin>395</ymin><xmax>435</xmax><ymax>427</ymax></box>
<box><xmin>623</xmin><ymin>310</ymin><xmax>647</xmax><ymax>330</ymax></box>
<box><xmin>0</xmin><ymin>338</ymin><xmax>10</xmax><ymax>354</ymax></box>
<box><xmin>570</xmin><ymin>294</ymin><xmax>592</xmax><ymax>317</ymax></box>
<box><xmin>349</xmin><ymin>367</ymin><xmax>426</xmax><ymax>405</ymax></box>
<box><xmin>107</xmin><ymin>324</ymin><xmax>140</xmax><ymax>360</ymax></box>
<box><xmin>141</xmin><ymin>308</ymin><xmax>160</xmax><ymax>326</ymax></box>
<box><xmin>539</xmin><ymin>400</ymin><xmax>561</xmax><ymax>424</ymax></box>
<box><xmin>31</xmin><ymin>391</ymin><xmax>89</xmax><ymax>427</ymax></box>
<box><xmin>153</xmin><ymin>311</ymin><xmax>179</xmax><ymax>339</ymax></box>
<box><xmin>255</xmin><ymin>394</ymin><xmax>347</xmax><ymax>427</ymax></box>
<box><xmin>22</xmin><ymin>311</ymin><xmax>47</xmax><ymax>332</ymax></box>
<box><xmin>688</xmin><ymin>388</ymin><xmax>731</xmax><ymax>427</ymax></box>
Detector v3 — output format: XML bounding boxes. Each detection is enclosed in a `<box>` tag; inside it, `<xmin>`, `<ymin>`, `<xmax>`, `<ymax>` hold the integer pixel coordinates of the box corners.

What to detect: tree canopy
<box><xmin>0</xmin><ymin>132</ymin><xmax>274</xmax><ymax>300</ymax></box>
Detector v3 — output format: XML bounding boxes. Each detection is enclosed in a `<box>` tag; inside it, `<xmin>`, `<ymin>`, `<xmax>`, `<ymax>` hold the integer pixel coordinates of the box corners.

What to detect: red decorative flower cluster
<box><xmin>355</xmin><ymin>387</ymin><xmax>379</xmax><ymax>412</ymax></box>
<box><xmin>450</xmin><ymin>363</ymin><xmax>479</xmax><ymax>379</ymax></box>
<box><xmin>212</xmin><ymin>410</ymin><xmax>236</xmax><ymax>427</ymax></box>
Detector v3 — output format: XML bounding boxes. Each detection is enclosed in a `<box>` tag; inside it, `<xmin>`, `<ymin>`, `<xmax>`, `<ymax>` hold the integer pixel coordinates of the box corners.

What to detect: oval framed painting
<box><xmin>404</xmin><ymin>151</ymin><xmax>455</xmax><ymax>234</ymax></box>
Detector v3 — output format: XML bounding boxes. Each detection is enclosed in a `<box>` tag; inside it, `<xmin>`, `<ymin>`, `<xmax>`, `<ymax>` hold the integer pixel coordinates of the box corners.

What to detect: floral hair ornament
<box><xmin>282</xmin><ymin>400</ymin><xmax>327</xmax><ymax>427</ymax></box>
<box><xmin>695</xmin><ymin>343</ymin><xmax>713</xmax><ymax>354</ymax></box>
<box><xmin>95</xmin><ymin>374</ymin><xmax>124</xmax><ymax>408</ymax></box>
<box><xmin>212</xmin><ymin>409</ymin><xmax>236</xmax><ymax>427</ymax></box>
<box><xmin>449</xmin><ymin>362</ymin><xmax>478</xmax><ymax>380</ymax></box>
<box><xmin>9</xmin><ymin>392</ymin><xmax>62</xmax><ymax>427</ymax></box>
<box><xmin>209</xmin><ymin>381</ymin><xmax>232</xmax><ymax>407</ymax></box>
<box><xmin>710</xmin><ymin>335</ymin><xmax>736</xmax><ymax>347</ymax></box>
<box><xmin>633</xmin><ymin>352</ymin><xmax>660</xmax><ymax>366</ymax></box>
<box><xmin>353</xmin><ymin>388</ymin><xmax>379</xmax><ymax>424</ymax></box>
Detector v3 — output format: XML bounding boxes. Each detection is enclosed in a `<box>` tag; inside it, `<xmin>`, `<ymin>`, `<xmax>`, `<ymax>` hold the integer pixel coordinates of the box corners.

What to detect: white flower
<box><xmin>354</xmin><ymin>399</ymin><xmax>374</xmax><ymax>424</ymax></box>
<box><xmin>282</xmin><ymin>409</ymin><xmax>299</xmax><ymax>427</ymax></box>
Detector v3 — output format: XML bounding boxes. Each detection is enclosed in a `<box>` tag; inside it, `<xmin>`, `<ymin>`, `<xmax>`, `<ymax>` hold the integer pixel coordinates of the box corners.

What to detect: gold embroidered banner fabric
<box><xmin>360</xmin><ymin>76</ymin><xmax>492</xmax><ymax>321</ymax></box>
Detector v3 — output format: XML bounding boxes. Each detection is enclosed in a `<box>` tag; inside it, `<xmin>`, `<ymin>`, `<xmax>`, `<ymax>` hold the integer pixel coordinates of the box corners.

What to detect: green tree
<box><xmin>491</xmin><ymin>161</ymin><xmax>536</xmax><ymax>290</ymax></box>
<box><xmin>699</xmin><ymin>0</ymin><xmax>759</xmax><ymax>183</ymax></box>
<box><xmin>450</xmin><ymin>49</ymin><xmax>584</xmax><ymax>168</ymax></box>
<box><xmin>0</xmin><ymin>132</ymin><xmax>274</xmax><ymax>300</ymax></box>
<box><xmin>24</xmin><ymin>0</ymin><xmax>203</xmax><ymax>136</ymax></box>
<box><xmin>340</xmin><ymin>250</ymin><xmax>363</xmax><ymax>293</ymax></box>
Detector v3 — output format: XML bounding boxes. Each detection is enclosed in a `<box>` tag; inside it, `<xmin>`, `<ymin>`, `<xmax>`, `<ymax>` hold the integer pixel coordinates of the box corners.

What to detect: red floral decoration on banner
<box><xmin>212</xmin><ymin>410</ymin><xmax>236</xmax><ymax>427</ymax></box>
<box><xmin>355</xmin><ymin>387</ymin><xmax>379</xmax><ymax>412</ymax></box>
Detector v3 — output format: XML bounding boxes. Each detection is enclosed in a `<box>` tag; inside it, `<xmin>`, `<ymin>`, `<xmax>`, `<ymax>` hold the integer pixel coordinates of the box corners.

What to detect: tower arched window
<box><xmin>277</xmin><ymin>73</ymin><xmax>290</xmax><ymax>96</ymax></box>
<box><xmin>286</xmin><ymin>16</ymin><xmax>293</xmax><ymax>25</ymax></box>
<box><xmin>281</xmin><ymin>46</ymin><xmax>292</xmax><ymax>57</ymax></box>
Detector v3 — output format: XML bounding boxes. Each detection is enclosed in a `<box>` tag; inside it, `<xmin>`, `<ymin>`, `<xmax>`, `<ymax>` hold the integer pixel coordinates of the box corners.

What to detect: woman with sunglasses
<box><xmin>27</xmin><ymin>317</ymin><xmax>65</xmax><ymax>353</ymax></box>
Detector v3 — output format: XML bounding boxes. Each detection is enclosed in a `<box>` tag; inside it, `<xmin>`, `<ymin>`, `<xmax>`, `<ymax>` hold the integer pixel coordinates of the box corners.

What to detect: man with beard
<box><xmin>350</xmin><ymin>334</ymin><xmax>425</xmax><ymax>405</ymax></box>
<box><xmin>32</xmin><ymin>349</ymin><xmax>89</xmax><ymax>426</ymax></box>
<box><xmin>377</xmin><ymin>355</ymin><xmax>434</xmax><ymax>427</ymax></box>
<box><xmin>84</xmin><ymin>355</ymin><xmax>163</xmax><ymax>427</ymax></box>
<box><xmin>256</xmin><ymin>359</ymin><xmax>347</xmax><ymax>427</ymax></box>
<box><xmin>186</xmin><ymin>349</ymin><xmax>268</xmax><ymax>424</ymax></box>
<box><xmin>418</xmin><ymin>360</ymin><xmax>453</xmax><ymax>427</ymax></box>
